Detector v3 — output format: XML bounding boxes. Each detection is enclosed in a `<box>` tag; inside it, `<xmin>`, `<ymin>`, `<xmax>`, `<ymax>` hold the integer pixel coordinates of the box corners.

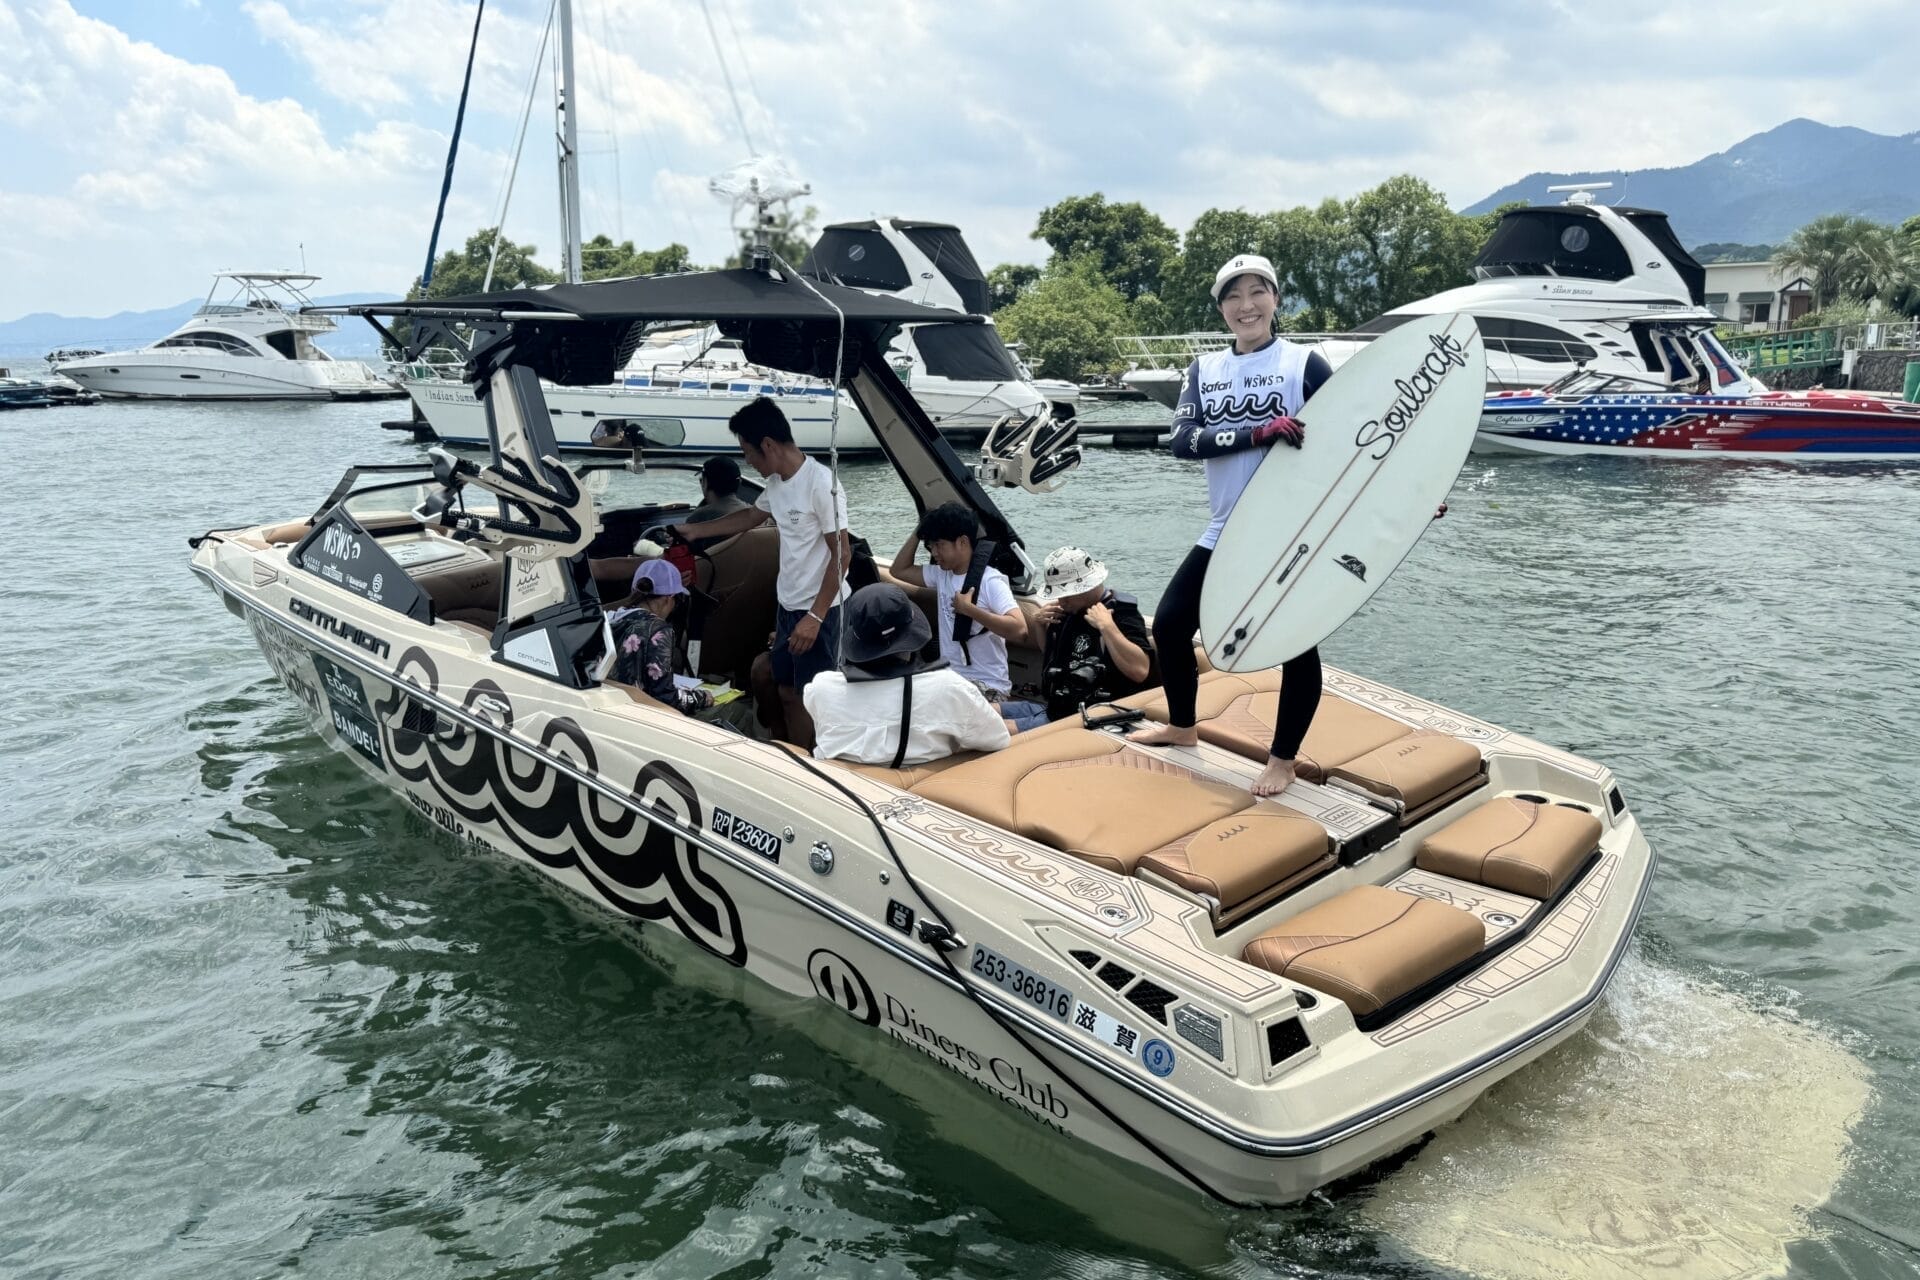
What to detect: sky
<box><xmin>3</xmin><ymin>0</ymin><xmax>1919</xmax><ymax>320</ymax></box>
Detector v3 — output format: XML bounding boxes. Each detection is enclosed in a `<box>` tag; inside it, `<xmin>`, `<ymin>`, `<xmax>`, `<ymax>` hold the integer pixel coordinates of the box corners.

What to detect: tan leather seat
<box><xmin>910</xmin><ymin>729</ymin><xmax>1332</xmax><ymax>915</ymax></box>
<box><xmin>1125</xmin><ymin>670</ymin><xmax>1416</xmax><ymax>781</ymax></box>
<box><xmin>1242</xmin><ymin>884</ymin><xmax>1484</xmax><ymax>1019</ymax></box>
<box><xmin>1417</xmin><ymin>797</ymin><xmax>1601</xmax><ymax>898</ymax></box>
<box><xmin>819</xmin><ymin>752</ymin><xmax>983</xmax><ymax>791</ymax></box>
<box><xmin>1326</xmin><ymin>731</ymin><xmax>1483</xmax><ymax>821</ymax></box>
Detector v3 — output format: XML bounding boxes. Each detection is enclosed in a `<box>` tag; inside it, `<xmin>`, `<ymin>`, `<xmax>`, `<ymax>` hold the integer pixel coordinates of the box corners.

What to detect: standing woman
<box><xmin>1128</xmin><ymin>253</ymin><xmax>1333</xmax><ymax>796</ymax></box>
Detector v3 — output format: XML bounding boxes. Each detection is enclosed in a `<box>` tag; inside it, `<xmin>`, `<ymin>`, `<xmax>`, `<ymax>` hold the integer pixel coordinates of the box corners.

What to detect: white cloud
<box><xmin>3</xmin><ymin>0</ymin><xmax>1919</xmax><ymax>320</ymax></box>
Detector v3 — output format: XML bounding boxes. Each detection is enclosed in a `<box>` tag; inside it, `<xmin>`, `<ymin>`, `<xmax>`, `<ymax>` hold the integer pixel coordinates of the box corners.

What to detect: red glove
<box><xmin>1252</xmin><ymin>415</ymin><xmax>1305</xmax><ymax>449</ymax></box>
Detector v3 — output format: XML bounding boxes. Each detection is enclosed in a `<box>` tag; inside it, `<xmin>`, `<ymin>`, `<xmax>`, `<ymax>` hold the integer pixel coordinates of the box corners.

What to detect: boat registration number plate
<box><xmin>712</xmin><ymin>807</ymin><xmax>781</xmax><ymax>863</ymax></box>
<box><xmin>969</xmin><ymin>945</ymin><xmax>1073</xmax><ymax>1022</ymax></box>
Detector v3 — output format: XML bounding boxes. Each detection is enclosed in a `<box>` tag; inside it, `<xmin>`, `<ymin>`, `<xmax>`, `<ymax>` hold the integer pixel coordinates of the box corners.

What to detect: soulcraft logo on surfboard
<box><xmin>1199</xmin><ymin>313</ymin><xmax>1485</xmax><ymax>673</ymax></box>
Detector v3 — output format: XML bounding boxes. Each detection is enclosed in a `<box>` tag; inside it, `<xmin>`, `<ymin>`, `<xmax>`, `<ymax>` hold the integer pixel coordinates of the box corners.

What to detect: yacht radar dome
<box><xmin>1546</xmin><ymin>182</ymin><xmax>1614</xmax><ymax>206</ymax></box>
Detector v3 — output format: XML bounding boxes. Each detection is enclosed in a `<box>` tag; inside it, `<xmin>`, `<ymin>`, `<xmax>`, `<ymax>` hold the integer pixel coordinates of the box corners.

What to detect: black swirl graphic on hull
<box><xmin>373</xmin><ymin>645</ymin><xmax>747</xmax><ymax>966</ymax></box>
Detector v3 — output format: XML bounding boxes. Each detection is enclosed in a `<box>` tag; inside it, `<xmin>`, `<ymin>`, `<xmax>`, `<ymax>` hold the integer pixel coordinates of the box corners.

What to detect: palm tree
<box><xmin>1774</xmin><ymin>214</ymin><xmax>1911</xmax><ymax>308</ymax></box>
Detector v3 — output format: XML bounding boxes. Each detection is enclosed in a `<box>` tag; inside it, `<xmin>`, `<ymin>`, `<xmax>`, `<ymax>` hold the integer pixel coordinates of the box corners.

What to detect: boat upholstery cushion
<box><xmin>1327</xmin><ymin>732</ymin><xmax>1483</xmax><ymax>818</ymax></box>
<box><xmin>1241</xmin><ymin>884</ymin><xmax>1484</xmax><ymax>1018</ymax></box>
<box><xmin>819</xmin><ymin>752</ymin><xmax>983</xmax><ymax>791</ymax></box>
<box><xmin>1417</xmin><ymin>797</ymin><xmax>1602</xmax><ymax>898</ymax></box>
<box><xmin>1124</xmin><ymin>670</ymin><xmax>1419</xmax><ymax>781</ymax></box>
<box><xmin>1136</xmin><ymin>810</ymin><xmax>1331</xmax><ymax>915</ymax></box>
<box><xmin>910</xmin><ymin>728</ymin><xmax>1331</xmax><ymax>913</ymax></box>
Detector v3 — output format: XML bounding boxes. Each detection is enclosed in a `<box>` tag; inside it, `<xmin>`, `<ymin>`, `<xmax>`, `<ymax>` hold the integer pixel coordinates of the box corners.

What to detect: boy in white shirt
<box><xmin>806</xmin><ymin>584</ymin><xmax>1009</xmax><ymax>767</ymax></box>
<box><xmin>888</xmin><ymin>502</ymin><xmax>1028</xmax><ymax>698</ymax></box>
<box><xmin>670</xmin><ymin>397</ymin><xmax>849</xmax><ymax>748</ymax></box>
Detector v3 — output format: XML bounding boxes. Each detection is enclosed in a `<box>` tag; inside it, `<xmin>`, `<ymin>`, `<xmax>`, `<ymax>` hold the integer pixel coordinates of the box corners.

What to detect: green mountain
<box><xmin>1461</xmin><ymin>118</ymin><xmax>1920</xmax><ymax>247</ymax></box>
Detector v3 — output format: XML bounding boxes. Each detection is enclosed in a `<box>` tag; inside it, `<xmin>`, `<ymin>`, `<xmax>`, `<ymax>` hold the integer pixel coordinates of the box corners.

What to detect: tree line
<box><xmin>989</xmin><ymin>178</ymin><xmax>1515</xmax><ymax>379</ymax></box>
<box><xmin>1770</xmin><ymin>213</ymin><xmax>1920</xmax><ymax>321</ymax></box>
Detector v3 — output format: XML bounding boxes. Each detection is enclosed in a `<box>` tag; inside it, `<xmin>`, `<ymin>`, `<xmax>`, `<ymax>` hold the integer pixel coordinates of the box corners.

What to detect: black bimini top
<box><xmin>324</xmin><ymin>267</ymin><xmax>976</xmax><ymax>387</ymax></box>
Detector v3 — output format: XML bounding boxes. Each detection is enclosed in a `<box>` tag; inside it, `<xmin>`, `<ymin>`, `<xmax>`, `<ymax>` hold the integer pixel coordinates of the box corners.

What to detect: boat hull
<box><xmin>191</xmin><ymin>530</ymin><xmax>1652</xmax><ymax>1207</ymax></box>
<box><xmin>57</xmin><ymin>354</ymin><xmax>400</xmax><ymax>401</ymax></box>
<box><xmin>1478</xmin><ymin>389</ymin><xmax>1920</xmax><ymax>460</ymax></box>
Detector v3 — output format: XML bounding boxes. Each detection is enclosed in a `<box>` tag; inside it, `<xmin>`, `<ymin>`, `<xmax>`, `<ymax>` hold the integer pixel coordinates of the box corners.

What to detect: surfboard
<box><xmin>1199</xmin><ymin>312</ymin><xmax>1484</xmax><ymax>672</ymax></box>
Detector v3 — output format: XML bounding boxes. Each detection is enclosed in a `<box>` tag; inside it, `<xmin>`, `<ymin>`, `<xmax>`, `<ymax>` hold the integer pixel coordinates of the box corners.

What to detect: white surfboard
<box><xmin>1200</xmin><ymin>313</ymin><xmax>1484</xmax><ymax>672</ymax></box>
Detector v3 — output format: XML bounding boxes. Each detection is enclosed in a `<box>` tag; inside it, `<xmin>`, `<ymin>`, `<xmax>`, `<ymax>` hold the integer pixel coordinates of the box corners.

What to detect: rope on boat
<box><xmin>483</xmin><ymin>0</ymin><xmax>557</xmax><ymax>293</ymax></box>
<box><xmin>779</xmin><ymin>744</ymin><xmax>1253</xmax><ymax>1207</ymax></box>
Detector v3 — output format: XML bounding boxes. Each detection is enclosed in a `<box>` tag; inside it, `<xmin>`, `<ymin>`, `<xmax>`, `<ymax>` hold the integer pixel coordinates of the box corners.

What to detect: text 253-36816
<box><xmin>969</xmin><ymin>945</ymin><xmax>1073</xmax><ymax>1021</ymax></box>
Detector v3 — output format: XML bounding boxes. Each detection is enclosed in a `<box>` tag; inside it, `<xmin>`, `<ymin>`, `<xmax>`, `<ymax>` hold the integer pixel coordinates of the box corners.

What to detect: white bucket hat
<box><xmin>1042</xmin><ymin>546</ymin><xmax>1109</xmax><ymax>599</ymax></box>
<box><xmin>1210</xmin><ymin>253</ymin><xmax>1278</xmax><ymax>301</ymax></box>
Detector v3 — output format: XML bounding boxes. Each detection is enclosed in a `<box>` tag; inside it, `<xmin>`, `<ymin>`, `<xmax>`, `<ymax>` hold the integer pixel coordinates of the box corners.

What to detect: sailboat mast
<box><xmin>555</xmin><ymin>0</ymin><xmax>584</xmax><ymax>283</ymax></box>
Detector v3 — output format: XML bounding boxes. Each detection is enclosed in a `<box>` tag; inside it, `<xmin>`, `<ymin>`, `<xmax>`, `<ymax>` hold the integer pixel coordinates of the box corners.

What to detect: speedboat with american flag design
<box><xmin>1478</xmin><ymin>366</ymin><xmax>1920</xmax><ymax>460</ymax></box>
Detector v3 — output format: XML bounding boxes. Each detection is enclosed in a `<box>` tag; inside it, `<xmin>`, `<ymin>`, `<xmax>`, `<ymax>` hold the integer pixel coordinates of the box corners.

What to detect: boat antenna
<box><xmin>709</xmin><ymin>156</ymin><xmax>809</xmax><ymax>273</ymax></box>
<box><xmin>483</xmin><ymin>0</ymin><xmax>556</xmax><ymax>292</ymax></box>
<box><xmin>421</xmin><ymin>0</ymin><xmax>487</xmax><ymax>291</ymax></box>
<box><xmin>698</xmin><ymin>0</ymin><xmax>757</xmax><ymax>156</ymax></box>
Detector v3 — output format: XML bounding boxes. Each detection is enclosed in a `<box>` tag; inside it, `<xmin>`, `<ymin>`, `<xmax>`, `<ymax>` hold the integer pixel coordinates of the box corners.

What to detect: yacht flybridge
<box><xmin>55</xmin><ymin>272</ymin><xmax>400</xmax><ymax>401</ymax></box>
<box><xmin>188</xmin><ymin>265</ymin><xmax>1651</xmax><ymax>1206</ymax></box>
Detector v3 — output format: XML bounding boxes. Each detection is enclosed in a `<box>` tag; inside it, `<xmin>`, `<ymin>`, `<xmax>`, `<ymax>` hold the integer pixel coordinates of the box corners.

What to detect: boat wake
<box><xmin>1361</xmin><ymin>953</ymin><xmax>1870</xmax><ymax>1279</ymax></box>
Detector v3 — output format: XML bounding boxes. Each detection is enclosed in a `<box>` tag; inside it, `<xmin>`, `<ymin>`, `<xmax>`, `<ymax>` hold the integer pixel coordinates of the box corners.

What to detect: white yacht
<box><xmin>396</xmin><ymin>326</ymin><xmax>875</xmax><ymax>455</ymax></box>
<box><xmin>1121</xmin><ymin>186</ymin><xmax>1737</xmax><ymax>407</ymax></box>
<box><xmin>803</xmin><ymin>217</ymin><xmax>1081</xmax><ymax>428</ymax></box>
<box><xmin>54</xmin><ymin>272</ymin><xmax>401</xmax><ymax>401</ymax></box>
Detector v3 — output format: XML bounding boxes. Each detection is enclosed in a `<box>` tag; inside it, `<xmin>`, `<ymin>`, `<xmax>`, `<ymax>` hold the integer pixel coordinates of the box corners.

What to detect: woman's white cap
<box><xmin>1211</xmin><ymin>253</ymin><xmax>1278</xmax><ymax>300</ymax></box>
<box><xmin>1042</xmin><ymin>546</ymin><xmax>1109</xmax><ymax>599</ymax></box>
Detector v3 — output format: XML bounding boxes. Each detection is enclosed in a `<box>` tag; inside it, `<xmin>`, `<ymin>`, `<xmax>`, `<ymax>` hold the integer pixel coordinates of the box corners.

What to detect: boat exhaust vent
<box><xmin>1123</xmin><ymin>979</ymin><xmax>1176</xmax><ymax>1025</ymax></box>
<box><xmin>1266</xmin><ymin>1016</ymin><xmax>1311</xmax><ymax>1068</ymax></box>
<box><xmin>400</xmin><ymin>697</ymin><xmax>440</xmax><ymax>737</ymax></box>
<box><xmin>1608</xmin><ymin>786</ymin><xmax>1626</xmax><ymax>816</ymax></box>
<box><xmin>1096</xmin><ymin>961</ymin><xmax>1135</xmax><ymax>991</ymax></box>
<box><xmin>1069</xmin><ymin>949</ymin><xmax>1101</xmax><ymax>970</ymax></box>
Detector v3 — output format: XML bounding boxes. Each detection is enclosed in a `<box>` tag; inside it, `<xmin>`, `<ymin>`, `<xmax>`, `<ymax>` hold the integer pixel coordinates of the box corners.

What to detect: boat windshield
<box><xmin>1540</xmin><ymin>368</ymin><xmax>1672</xmax><ymax>398</ymax></box>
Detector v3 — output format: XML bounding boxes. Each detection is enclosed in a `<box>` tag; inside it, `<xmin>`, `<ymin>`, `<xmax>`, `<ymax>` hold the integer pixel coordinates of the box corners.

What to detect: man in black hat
<box><xmin>804</xmin><ymin>584</ymin><xmax>1009</xmax><ymax>766</ymax></box>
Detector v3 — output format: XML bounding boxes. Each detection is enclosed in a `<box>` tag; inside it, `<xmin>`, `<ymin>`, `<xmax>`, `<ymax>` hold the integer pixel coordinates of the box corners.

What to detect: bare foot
<box><xmin>1127</xmin><ymin>723</ymin><xmax>1199</xmax><ymax>748</ymax></box>
<box><xmin>1251</xmin><ymin>756</ymin><xmax>1297</xmax><ymax>797</ymax></box>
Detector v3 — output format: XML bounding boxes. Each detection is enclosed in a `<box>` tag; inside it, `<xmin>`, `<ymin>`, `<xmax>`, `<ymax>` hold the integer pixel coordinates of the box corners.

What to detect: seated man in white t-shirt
<box><xmin>805</xmin><ymin>584</ymin><xmax>1009</xmax><ymax>767</ymax></box>
<box><xmin>889</xmin><ymin>502</ymin><xmax>1029</xmax><ymax>704</ymax></box>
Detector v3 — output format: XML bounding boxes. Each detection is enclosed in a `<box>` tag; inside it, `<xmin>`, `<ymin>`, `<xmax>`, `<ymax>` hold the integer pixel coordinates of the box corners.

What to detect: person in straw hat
<box><xmin>804</xmin><ymin>583</ymin><xmax>1010</xmax><ymax>767</ymax></box>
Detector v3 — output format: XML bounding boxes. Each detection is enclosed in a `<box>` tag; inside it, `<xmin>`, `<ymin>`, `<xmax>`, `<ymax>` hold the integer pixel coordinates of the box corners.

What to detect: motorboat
<box><xmin>188</xmin><ymin>265</ymin><xmax>1652</xmax><ymax>1206</ymax></box>
<box><xmin>395</xmin><ymin>326</ymin><xmax>875</xmax><ymax>455</ymax></box>
<box><xmin>1479</xmin><ymin>365</ymin><xmax>1920</xmax><ymax>459</ymax></box>
<box><xmin>802</xmin><ymin>217</ymin><xmax>1082</xmax><ymax>427</ymax></box>
<box><xmin>1349</xmin><ymin>185</ymin><xmax>1736</xmax><ymax>393</ymax></box>
<box><xmin>1119</xmin><ymin>185</ymin><xmax>1740</xmax><ymax>409</ymax></box>
<box><xmin>0</xmin><ymin>363</ymin><xmax>98</xmax><ymax>409</ymax></box>
<box><xmin>53</xmin><ymin>272</ymin><xmax>402</xmax><ymax>401</ymax></box>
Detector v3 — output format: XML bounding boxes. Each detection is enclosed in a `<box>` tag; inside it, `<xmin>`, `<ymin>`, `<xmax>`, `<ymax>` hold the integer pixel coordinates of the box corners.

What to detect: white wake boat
<box><xmin>190</xmin><ymin>266</ymin><xmax>1652</xmax><ymax>1206</ymax></box>
<box><xmin>55</xmin><ymin>272</ymin><xmax>400</xmax><ymax>401</ymax></box>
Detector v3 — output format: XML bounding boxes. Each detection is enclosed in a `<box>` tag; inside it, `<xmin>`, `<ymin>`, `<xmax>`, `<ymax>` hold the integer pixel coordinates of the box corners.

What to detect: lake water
<box><xmin>2</xmin><ymin>394</ymin><xmax>1916</xmax><ymax>1279</ymax></box>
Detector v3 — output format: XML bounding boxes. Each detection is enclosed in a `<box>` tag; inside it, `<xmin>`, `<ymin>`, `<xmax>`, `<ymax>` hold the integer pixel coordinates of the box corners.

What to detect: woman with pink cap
<box><xmin>1127</xmin><ymin>253</ymin><xmax>1332</xmax><ymax>797</ymax></box>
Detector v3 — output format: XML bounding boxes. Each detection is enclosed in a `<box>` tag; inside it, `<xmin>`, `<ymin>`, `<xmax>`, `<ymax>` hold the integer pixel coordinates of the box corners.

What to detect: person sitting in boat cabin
<box><xmin>667</xmin><ymin>396</ymin><xmax>848</xmax><ymax>749</ymax></box>
<box><xmin>889</xmin><ymin>502</ymin><xmax>1031</xmax><ymax>709</ymax></box>
<box><xmin>685</xmin><ymin>456</ymin><xmax>749</xmax><ymax>544</ymax></box>
<box><xmin>1008</xmin><ymin>546</ymin><xmax>1155</xmax><ymax>731</ymax></box>
<box><xmin>608</xmin><ymin>561</ymin><xmax>713</xmax><ymax>716</ymax></box>
<box><xmin>1126</xmin><ymin>253</ymin><xmax>1332</xmax><ymax>796</ymax></box>
<box><xmin>805</xmin><ymin>583</ymin><xmax>1009</xmax><ymax>766</ymax></box>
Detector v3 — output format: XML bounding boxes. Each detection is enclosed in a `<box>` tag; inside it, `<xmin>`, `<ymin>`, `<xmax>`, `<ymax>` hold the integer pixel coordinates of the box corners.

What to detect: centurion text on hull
<box><xmin>188</xmin><ymin>264</ymin><xmax>1652</xmax><ymax>1206</ymax></box>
